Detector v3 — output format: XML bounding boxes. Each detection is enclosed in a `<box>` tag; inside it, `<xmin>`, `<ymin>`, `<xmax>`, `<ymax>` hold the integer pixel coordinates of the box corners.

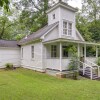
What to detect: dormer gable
<box><xmin>47</xmin><ymin>1</ymin><xmax>78</xmax><ymax>25</ymax></box>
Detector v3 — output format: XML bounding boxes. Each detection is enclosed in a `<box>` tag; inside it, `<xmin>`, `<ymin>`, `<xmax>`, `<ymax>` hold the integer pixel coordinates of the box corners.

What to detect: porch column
<box><xmin>77</xmin><ymin>44</ymin><xmax>80</xmax><ymax>69</ymax></box>
<box><xmin>84</xmin><ymin>44</ymin><xmax>86</xmax><ymax>61</ymax></box>
<box><xmin>60</xmin><ymin>42</ymin><xmax>62</xmax><ymax>72</ymax></box>
<box><xmin>96</xmin><ymin>46</ymin><xmax>98</xmax><ymax>58</ymax></box>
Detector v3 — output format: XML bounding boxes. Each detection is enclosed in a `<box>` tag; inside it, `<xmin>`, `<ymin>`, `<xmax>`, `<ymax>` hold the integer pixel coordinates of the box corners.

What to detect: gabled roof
<box><xmin>0</xmin><ymin>40</ymin><xmax>19</xmax><ymax>48</ymax></box>
<box><xmin>46</xmin><ymin>1</ymin><xmax>78</xmax><ymax>14</ymax></box>
<box><xmin>18</xmin><ymin>22</ymin><xmax>59</xmax><ymax>45</ymax></box>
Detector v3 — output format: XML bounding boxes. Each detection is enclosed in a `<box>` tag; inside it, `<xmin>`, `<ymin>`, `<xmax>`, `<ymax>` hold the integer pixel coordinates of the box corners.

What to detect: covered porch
<box><xmin>43</xmin><ymin>39</ymin><xmax>100</xmax><ymax>72</ymax></box>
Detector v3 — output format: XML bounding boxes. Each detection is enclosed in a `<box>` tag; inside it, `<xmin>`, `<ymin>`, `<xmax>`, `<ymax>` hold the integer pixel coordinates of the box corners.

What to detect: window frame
<box><xmin>62</xmin><ymin>46</ymin><xmax>68</xmax><ymax>58</ymax></box>
<box><xmin>51</xmin><ymin>45</ymin><xmax>57</xmax><ymax>58</ymax></box>
<box><xmin>31</xmin><ymin>46</ymin><xmax>34</xmax><ymax>59</ymax></box>
<box><xmin>52</xmin><ymin>14</ymin><xmax>55</xmax><ymax>19</ymax></box>
<box><xmin>63</xmin><ymin>20</ymin><xmax>72</xmax><ymax>36</ymax></box>
<box><xmin>68</xmin><ymin>22</ymin><xmax>72</xmax><ymax>36</ymax></box>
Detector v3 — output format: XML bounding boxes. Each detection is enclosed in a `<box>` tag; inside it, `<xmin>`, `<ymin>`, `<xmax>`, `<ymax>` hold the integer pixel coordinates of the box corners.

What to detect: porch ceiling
<box><xmin>43</xmin><ymin>38</ymin><xmax>100</xmax><ymax>46</ymax></box>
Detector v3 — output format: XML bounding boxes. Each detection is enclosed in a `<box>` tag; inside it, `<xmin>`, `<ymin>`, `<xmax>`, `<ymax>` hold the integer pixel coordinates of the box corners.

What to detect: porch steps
<box><xmin>81</xmin><ymin>67</ymin><xmax>99</xmax><ymax>80</ymax></box>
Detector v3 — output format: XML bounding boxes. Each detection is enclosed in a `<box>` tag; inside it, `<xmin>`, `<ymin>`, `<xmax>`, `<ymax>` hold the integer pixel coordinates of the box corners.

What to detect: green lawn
<box><xmin>0</xmin><ymin>68</ymin><xmax>100</xmax><ymax>100</ymax></box>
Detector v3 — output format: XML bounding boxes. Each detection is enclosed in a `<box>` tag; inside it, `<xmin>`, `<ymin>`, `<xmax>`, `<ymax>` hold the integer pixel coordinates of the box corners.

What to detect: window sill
<box><xmin>62</xmin><ymin>34</ymin><xmax>72</xmax><ymax>37</ymax></box>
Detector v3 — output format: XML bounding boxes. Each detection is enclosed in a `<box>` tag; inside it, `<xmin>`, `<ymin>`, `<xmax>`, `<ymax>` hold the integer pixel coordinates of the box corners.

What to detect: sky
<box><xmin>67</xmin><ymin>0</ymin><xmax>82</xmax><ymax>9</ymax></box>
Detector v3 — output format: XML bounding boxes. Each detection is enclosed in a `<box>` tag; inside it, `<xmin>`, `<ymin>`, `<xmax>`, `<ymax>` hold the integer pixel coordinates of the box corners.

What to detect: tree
<box><xmin>0</xmin><ymin>16</ymin><xmax>16</xmax><ymax>40</ymax></box>
<box><xmin>88</xmin><ymin>20</ymin><xmax>100</xmax><ymax>42</ymax></box>
<box><xmin>0</xmin><ymin>0</ymin><xmax>9</xmax><ymax>11</ymax></box>
<box><xmin>82</xmin><ymin>0</ymin><xmax>100</xmax><ymax>22</ymax></box>
<box><xmin>76</xmin><ymin>12</ymin><xmax>93</xmax><ymax>41</ymax></box>
<box><xmin>14</xmin><ymin>0</ymin><xmax>56</xmax><ymax>34</ymax></box>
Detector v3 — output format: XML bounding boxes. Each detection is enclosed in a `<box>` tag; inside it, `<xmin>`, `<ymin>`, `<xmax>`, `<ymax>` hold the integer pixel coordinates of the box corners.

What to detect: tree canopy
<box><xmin>0</xmin><ymin>0</ymin><xmax>100</xmax><ymax>42</ymax></box>
<box><xmin>0</xmin><ymin>0</ymin><xmax>9</xmax><ymax>11</ymax></box>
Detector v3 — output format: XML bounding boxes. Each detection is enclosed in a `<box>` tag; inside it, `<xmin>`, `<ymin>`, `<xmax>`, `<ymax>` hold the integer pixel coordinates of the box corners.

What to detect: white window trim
<box><xmin>51</xmin><ymin>45</ymin><xmax>57</xmax><ymax>58</ymax></box>
<box><xmin>62</xmin><ymin>20</ymin><xmax>73</xmax><ymax>36</ymax></box>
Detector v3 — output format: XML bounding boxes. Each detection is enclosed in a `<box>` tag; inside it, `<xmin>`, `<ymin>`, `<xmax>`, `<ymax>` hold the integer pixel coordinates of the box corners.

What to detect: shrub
<box><xmin>5</xmin><ymin>63</ymin><xmax>13</xmax><ymax>69</ymax></box>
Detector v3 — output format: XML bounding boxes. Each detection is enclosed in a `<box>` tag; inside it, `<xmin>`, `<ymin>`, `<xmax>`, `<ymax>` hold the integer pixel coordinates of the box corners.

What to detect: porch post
<box><xmin>77</xmin><ymin>43</ymin><xmax>80</xmax><ymax>69</ymax></box>
<box><xmin>60</xmin><ymin>42</ymin><xmax>62</xmax><ymax>72</ymax></box>
<box><xmin>96</xmin><ymin>46</ymin><xmax>98</xmax><ymax>58</ymax></box>
<box><xmin>84</xmin><ymin>44</ymin><xmax>86</xmax><ymax>62</ymax></box>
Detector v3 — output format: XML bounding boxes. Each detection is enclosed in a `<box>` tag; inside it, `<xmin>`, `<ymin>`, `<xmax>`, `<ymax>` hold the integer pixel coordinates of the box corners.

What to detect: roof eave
<box><xmin>43</xmin><ymin>38</ymin><xmax>100</xmax><ymax>46</ymax></box>
<box><xmin>46</xmin><ymin>2</ymin><xmax>78</xmax><ymax>14</ymax></box>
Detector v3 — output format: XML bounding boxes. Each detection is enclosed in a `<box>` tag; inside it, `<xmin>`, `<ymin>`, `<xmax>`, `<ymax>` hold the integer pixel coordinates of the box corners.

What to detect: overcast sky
<box><xmin>68</xmin><ymin>0</ymin><xmax>82</xmax><ymax>9</ymax></box>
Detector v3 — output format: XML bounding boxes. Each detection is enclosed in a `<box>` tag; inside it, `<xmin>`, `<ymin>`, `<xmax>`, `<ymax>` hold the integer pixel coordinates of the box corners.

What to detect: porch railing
<box><xmin>85</xmin><ymin>59</ymin><xmax>100</xmax><ymax>77</ymax></box>
<box><xmin>79</xmin><ymin>60</ymin><xmax>94</xmax><ymax>80</ymax></box>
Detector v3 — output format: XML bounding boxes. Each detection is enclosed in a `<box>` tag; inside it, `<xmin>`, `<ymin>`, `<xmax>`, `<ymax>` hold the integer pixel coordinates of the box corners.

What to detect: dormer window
<box><xmin>53</xmin><ymin>14</ymin><xmax>55</xmax><ymax>19</ymax></box>
<box><xmin>63</xmin><ymin>21</ymin><xmax>72</xmax><ymax>36</ymax></box>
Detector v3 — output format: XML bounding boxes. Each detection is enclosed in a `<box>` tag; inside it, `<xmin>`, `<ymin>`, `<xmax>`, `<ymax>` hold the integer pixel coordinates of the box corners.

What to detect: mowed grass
<box><xmin>0</xmin><ymin>68</ymin><xmax>100</xmax><ymax>100</ymax></box>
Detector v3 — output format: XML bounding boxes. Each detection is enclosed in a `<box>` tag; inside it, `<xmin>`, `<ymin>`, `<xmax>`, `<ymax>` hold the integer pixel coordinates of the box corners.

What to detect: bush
<box><xmin>68</xmin><ymin>54</ymin><xmax>79</xmax><ymax>80</ymax></box>
<box><xmin>5</xmin><ymin>63</ymin><xmax>13</xmax><ymax>69</ymax></box>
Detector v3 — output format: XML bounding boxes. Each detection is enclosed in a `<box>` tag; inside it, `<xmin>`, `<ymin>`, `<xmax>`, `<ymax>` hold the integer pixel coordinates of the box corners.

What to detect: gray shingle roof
<box><xmin>0</xmin><ymin>40</ymin><xmax>19</xmax><ymax>48</ymax></box>
<box><xmin>18</xmin><ymin>22</ymin><xmax>58</xmax><ymax>45</ymax></box>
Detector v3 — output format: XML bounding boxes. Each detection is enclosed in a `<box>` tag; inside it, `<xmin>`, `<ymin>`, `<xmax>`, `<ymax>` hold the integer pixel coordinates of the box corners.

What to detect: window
<box><xmin>63</xmin><ymin>22</ymin><xmax>68</xmax><ymax>35</ymax></box>
<box><xmin>31</xmin><ymin>46</ymin><xmax>34</xmax><ymax>58</ymax></box>
<box><xmin>68</xmin><ymin>23</ymin><xmax>72</xmax><ymax>35</ymax></box>
<box><xmin>62</xmin><ymin>46</ymin><xmax>68</xmax><ymax>57</ymax></box>
<box><xmin>53</xmin><ymin>14</ymin><xmax>55</xmax><ymax>19</ymax></box>
<box><xmin>21</xmin><ymin>48</ymin><xmax>23</xmax><ymax>58</ymax></box>
<box><xmin>63</xmin><ymin>21</ymin><xmax>72</xmax><ymax>36</ymax></box>
<box><xmin>51</xmin><ymin>45</ymin><xmax>57</xmax><ymax>58</ymax></box>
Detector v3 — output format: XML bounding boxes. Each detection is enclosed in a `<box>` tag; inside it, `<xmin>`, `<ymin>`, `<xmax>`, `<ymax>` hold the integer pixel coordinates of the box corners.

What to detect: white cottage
<box><xmin>0</xmin><ymin>1</ymin><xmax>100</xmax><ymax>79</ymax></box>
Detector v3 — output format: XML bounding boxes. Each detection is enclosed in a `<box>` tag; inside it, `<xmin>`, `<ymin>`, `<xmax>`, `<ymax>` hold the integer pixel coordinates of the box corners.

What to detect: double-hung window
<box><xmin>68</xmin><ymin>23</ymin><xmax>72</xmax><ymax>35</ymax></box>
<box><xmin>63</xmin><ymin>22</ymin><xmax>68</xmax><ymax>35</ymax></box>
<box><xmin>31</xmin><ymin>46</ymin><xmax>34</xmax><ymax>58</ymax></box>
<box><xmin>51</xmin><ymin>45</ymin><xmax>57</xmax><ymax>58</ymax></box>
<box><xmin>63</xmin><ymin>21</ymin><xmax>72</xmax><ymax>36</ymax></box>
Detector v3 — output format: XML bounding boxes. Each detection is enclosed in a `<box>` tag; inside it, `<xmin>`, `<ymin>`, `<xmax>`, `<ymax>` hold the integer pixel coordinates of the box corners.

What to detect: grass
<box><xmin>0</xmin><ymin>68</ymin><xmax>100</xmax><ymax>100</ymax></box>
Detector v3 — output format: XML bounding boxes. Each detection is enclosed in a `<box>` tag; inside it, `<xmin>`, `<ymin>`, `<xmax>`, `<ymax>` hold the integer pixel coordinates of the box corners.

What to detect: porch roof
<box><xmin>43</xmin><ymin>38</ymin><xmax>100</xmax><ymax>46</ymax></box>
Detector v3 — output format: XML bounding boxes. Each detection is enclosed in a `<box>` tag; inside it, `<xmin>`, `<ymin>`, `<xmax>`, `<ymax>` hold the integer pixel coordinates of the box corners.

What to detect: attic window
<box><xmin>53</xmin><ymin>14</ymin><xmax>55</xmax><ymax>19</ymax></box>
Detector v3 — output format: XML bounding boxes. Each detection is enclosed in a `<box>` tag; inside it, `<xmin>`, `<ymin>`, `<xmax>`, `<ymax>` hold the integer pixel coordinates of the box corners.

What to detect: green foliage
<box><xmin>0</xmin><ymin>0</ymin><xmax>9</xmax><ymax>11</ymax></box>
<box><xmin>0</xmin><ymin>16</ymin><xmax>14</xmax><ymax>40</ymax></box>
<box><xmin>67</xmin><ymin>45</ymin><xmax>78</xmax><ymax>70</ymax></box>
<box><xmin>66</xmin><ymin>44</ymin><xmax>77</xmax><ymax>56</ymax></box>
<box><xmin>88</xmin><ymin>20</ymin><xmax>100</xmax><ymax>42</ymax></box>
<box><xmin>5</xmin><ymin>63</ymin><xmax>13</xmax><ymax>69</ymax></box>
<box><xmin>69</xmin><ymin>55</ymin><xmax>79</xmax><ymax>71</ymax></box>
<box><xmin>82</xmin><ymin>0</ymin><xmax>100</xmax><ymax>21</ymax></box>
<box><xmin>76</xmin><ymin>12</ymin><xmax>93</xmax><ymax>41</ymax></box>
<box><xmin>67</xmin><ymin>45</ymin><xmax>79</xmax><ymax>79</ymax></box>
